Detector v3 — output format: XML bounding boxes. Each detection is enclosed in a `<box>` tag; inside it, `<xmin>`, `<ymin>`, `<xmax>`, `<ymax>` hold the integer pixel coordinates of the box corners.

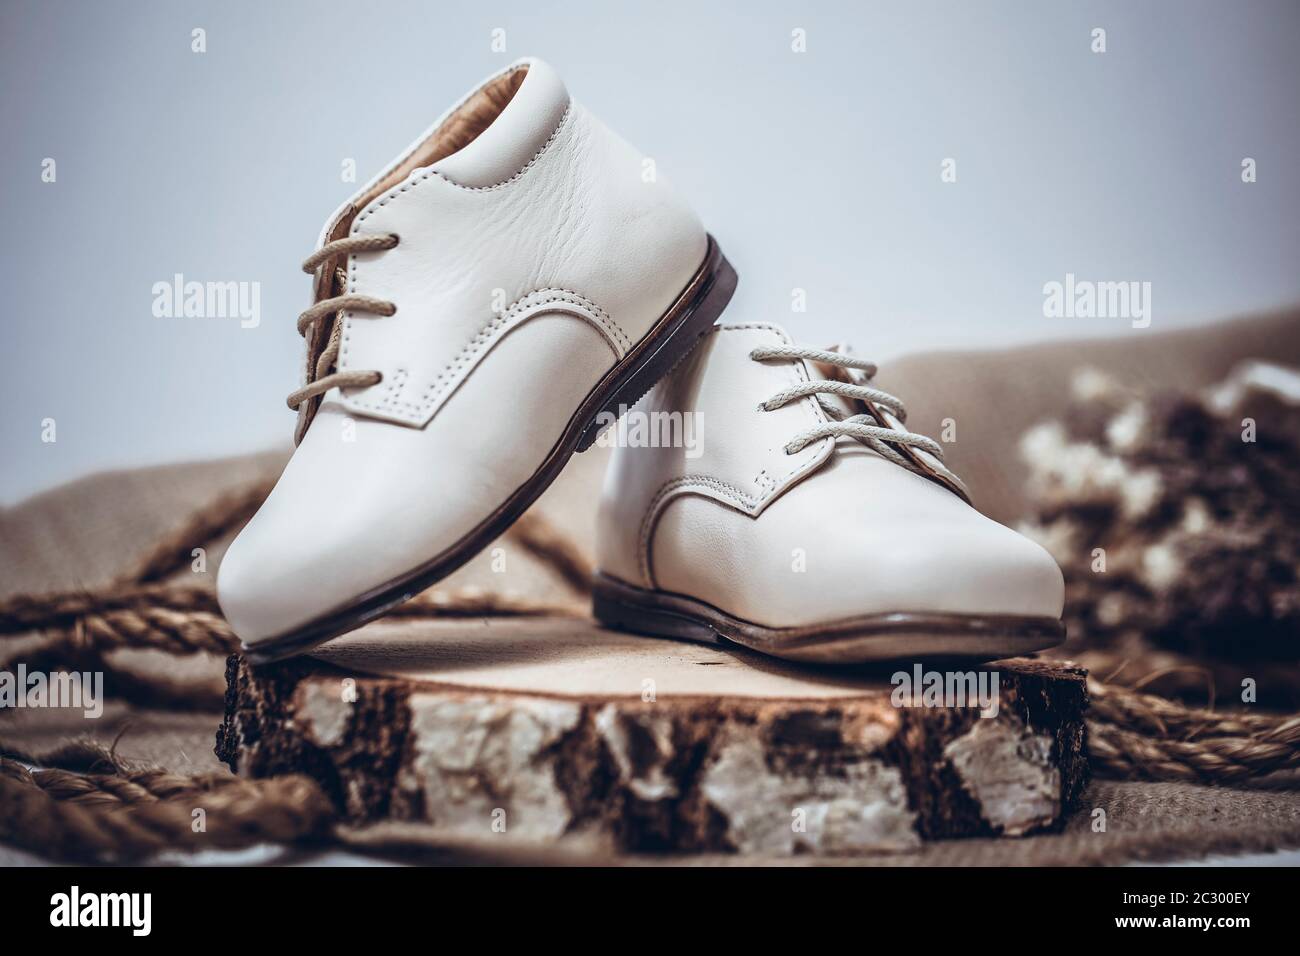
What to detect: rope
<box><xmin>119</xmin><ymin>479</ymin><xmax>277</xmax><ymax>584</ymax></box>
<box><xmin>1</xmin><ymin>583</ymin><xmax>579</xmax><ymax>658</ymax></box>
<box><xmin>505</xmin><ymin>510</ymin><xmax>595</xmax><ymax>595</ymax></box>
<box><xmin>0</xmin><ymin>582</ymin><xmax>219</xmax><ymax>632</ymax></box>
<box><xmin>0</xmin><ymin>755</ymin><xmax>334</xmax><ymax>863</ymax></box>
<box><xmin>1086</xmin><ymin>680</ymin><xmax>1300</xmax><ymax>783</ymax></box>
<box><xmin>2</xmin><ymin>475</ymin><xmax>1298</xmax><ymax>863</ymax></box>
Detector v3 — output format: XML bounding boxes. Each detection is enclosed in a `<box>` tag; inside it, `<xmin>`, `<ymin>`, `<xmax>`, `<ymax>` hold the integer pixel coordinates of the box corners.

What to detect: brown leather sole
<box><xmin>243</xmin><ymin>237</ymin><xmax>737</xmax><ymax>664</ymax></box>
<box><xmin>592</xmin><ymin>573</ymin><xmax>1066</xmax><ymax>664</ymax></box>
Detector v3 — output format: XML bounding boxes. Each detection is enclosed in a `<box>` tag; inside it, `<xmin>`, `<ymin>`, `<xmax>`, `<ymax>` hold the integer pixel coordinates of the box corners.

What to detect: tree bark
<box><xmin>217</xmin><ymin>618</ymin><xmax>1088</xmax><ymax>855</ymax></box>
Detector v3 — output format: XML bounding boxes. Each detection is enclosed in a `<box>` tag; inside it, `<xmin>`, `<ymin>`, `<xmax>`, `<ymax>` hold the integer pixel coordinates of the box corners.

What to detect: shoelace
<box><xmin>751</xmin><ymin>344</ymin><xmax>969</xmax><ymax>497</ymax></box>
<box><xmin>286</xmin><ymin>233</ymin><xmax>401</xmax><ymax>411</ymax></box>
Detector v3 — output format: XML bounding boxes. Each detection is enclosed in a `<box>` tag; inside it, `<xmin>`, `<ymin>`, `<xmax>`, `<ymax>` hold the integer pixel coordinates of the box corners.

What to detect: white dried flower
<box><xmin>1140</xmin><ymin>542</ymin><xmax>1182</xmax><ymax>592</ymax></box>
<box><xmin>1106</xmin><ymin>401</ymin><xmax>1149</xmax><ymax>453</ymax></box>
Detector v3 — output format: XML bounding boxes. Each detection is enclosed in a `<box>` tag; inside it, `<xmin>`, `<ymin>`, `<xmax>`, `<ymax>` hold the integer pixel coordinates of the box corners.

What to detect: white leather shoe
<box><xmin>594</xmin><ymin>323</ymin><xmax>1065</xmax><ymax>663</ymax></box>
<box><xmin>219</xmin><ymin>58</ymin><xmax>736</xmax><ymax>661</ymax></box>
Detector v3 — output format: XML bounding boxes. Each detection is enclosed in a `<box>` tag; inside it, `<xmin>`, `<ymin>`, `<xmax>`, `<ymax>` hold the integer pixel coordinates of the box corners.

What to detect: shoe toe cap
<box><xmin>216</xmin><ymin>512</ymin><xmax>308</xmax><ymax>647</ymax></box>
<box><xmin>908</xmin><ymin>515</ymin><xmax>1065</xmax><ymax>620</ymax></box>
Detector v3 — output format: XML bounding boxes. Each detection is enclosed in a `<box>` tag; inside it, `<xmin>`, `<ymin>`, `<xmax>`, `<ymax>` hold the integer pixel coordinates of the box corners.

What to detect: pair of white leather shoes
<box><xmin>218</xmin><ymin>58</ymin><xmax>1064</xmax><ymax>665</ymax></box>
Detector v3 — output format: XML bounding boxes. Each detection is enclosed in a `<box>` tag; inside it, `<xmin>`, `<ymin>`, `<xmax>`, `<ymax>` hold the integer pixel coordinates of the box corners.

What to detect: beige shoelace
<box><xmin>285</xmin><ymin>233</ymin><xmax>401</xmax><ymax>411</ymax></box>
<box><xmin>751</xmin><ymin>344</ymin><xmax>969</xmax><ymax>497</ymax></box>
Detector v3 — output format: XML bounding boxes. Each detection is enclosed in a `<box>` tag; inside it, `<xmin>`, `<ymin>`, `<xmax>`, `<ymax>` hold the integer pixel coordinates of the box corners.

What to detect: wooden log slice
<box><xmin>217</xmin><ymin>617</ymin><xmax>1088</xmax><ymax>856</ymax></box>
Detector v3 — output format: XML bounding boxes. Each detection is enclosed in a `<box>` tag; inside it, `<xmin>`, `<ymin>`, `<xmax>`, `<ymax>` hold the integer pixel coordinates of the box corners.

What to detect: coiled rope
<box><xmin>2</xmin><ymin>478</ymin><xmax>1297</xmax><ymax>861</ymax></box>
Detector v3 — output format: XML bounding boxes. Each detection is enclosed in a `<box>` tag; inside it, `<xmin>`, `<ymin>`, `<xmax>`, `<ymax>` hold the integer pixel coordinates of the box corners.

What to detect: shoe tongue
<box><xmin>807</xmin><ymin>342</ymin><xmax>862</xmax><ymax>420</ymax></box>
<box><xmin>808</xmin><ymin>341</ymin><xmax>910</xmax><ymax>435</ymax></box>
<box><xmin>805</xmin><ymin>341</ymin><xmax>968</xmax><ymax>501</ymax></box>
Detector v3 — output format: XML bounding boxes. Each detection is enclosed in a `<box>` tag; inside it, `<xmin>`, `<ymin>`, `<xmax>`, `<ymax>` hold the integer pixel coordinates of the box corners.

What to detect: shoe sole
<box><xmin>592</xmin><ymin>573</ymin><xmax>1065</xmax><ymax>664</ymax></box>
<box><xmin>243</xmin><ymin>236</ymin><xmax>737</xmax><ymax>664</ymax></box>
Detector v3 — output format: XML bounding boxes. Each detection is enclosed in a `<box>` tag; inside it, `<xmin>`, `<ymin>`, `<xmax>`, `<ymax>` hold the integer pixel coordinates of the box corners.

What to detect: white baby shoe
<box><xmin>219</xmin><ymin>58</ymin><xmax>736</xmax><ymax>661</ymax></box>
<box><xmin>594</xmin><ymin>323</ymin><xmax>1064</xmax><ymax>663</ymax></box>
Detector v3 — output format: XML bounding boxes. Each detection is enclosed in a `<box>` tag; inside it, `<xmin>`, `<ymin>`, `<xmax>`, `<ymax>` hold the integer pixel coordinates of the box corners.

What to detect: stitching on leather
<box><xmin>353</xmin><ymin>102</ymin><xmax>573</xmax><ymax>221</ymax></box>
<box><xmin>637</xmin><ymin>443</ymin><xmax>830</xmax><ymax>586</ymax></box>
<box><xmin>633</xmin><ymin>327</ymin><xmax>833</xmax><ymax>584</ymax></box>
<box><xmin>501</xmin><ymin>289</ymin><xmax>631</xmax><ymax>351</ymax></box>
<box><xmin>365</xmin><ymin>367</ymin><xmax>407</xmax><ymax>411</ymax></box>
<box><xmin>325</xmin><ymin>62</ymin><xmax>531</xmax><ymax>239</ymax></box>
<box><xmin>338</xmin><ymin>255</ymin><xmax>361</xmax><ymax>372</ymax></box>
<box><xmin>402</xmin><ymin>291</ymin><xmax>625</xmax><ymax>413</ymax></box>
<box><xmin>738</xmin><ymin>326</ymin><xmax>831</xmax><ymax>489</ymax></box>
<box><xmin>637</xmin><ymin>475</ymin><xmax>752</xmax><ymax>585</ymax></box>
<box><xmin>716</xmin><ymin>322</ymin><xmax>789</xmax><ymax>334</ymax></box>
<box><xmin>343</xmin><ymin>290</ymin><xmax>623</xmax><ymax>420</ymax></box>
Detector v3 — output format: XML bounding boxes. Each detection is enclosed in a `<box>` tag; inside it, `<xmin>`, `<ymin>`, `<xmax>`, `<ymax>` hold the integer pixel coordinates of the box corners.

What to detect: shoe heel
<box><xmin>577</xmin><ymin>235</ymin><xmax>737</xmax><ymax>452</ymax></box>
<box><xmin>592</xmin><ymin>574</ymin><xmax>721</xmax><ymax>645</ymax></box>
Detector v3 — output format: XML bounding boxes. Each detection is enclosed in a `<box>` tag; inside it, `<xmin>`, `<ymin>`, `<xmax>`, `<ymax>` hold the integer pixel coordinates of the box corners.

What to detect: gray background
<box><xmin>2</xmin><ymin>0</ymin><xmax>1297</xmax><ymax>503</ymax></box>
